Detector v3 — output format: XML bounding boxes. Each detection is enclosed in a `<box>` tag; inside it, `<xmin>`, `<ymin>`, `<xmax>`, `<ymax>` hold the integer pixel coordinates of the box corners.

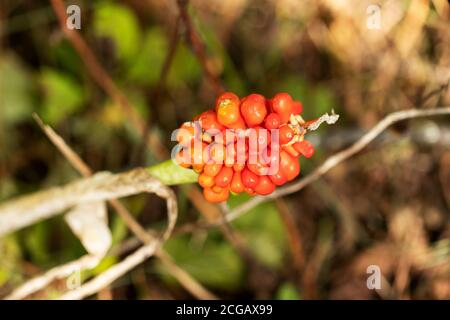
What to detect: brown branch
<box><xmin>275</xmin><ymin>198</ymin><xmax>305</xmax><ymax>272</ymax></box>
<box><xmin>176</xmin><ymin>0</ymin><xmax>223</xmax><ymax>96</ymax></box>
<box><xmin>133</xmin><ymin>16</ymin><xmax>181</xmax><ymax>165</ymax></box>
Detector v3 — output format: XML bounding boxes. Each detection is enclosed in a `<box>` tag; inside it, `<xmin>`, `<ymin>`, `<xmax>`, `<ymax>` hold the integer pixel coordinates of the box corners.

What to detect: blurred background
<box><xmin>0</xmin><ymin>0</ymin><xmax>450</xmax><ymax>299</ymax></box>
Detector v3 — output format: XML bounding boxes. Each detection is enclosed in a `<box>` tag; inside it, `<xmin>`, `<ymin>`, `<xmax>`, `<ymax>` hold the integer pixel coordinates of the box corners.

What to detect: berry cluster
<box><xmin>175</xmin><ymin>92</ymin><xmax>314</xmax><ymax>203</ymax></box>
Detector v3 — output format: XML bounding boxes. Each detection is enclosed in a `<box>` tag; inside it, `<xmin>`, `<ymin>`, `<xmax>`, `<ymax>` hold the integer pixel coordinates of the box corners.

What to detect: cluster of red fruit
<box><xmin>175</xmin><ymin>92</ymin><xmax>314</xmax><ymax>203</ymax></box>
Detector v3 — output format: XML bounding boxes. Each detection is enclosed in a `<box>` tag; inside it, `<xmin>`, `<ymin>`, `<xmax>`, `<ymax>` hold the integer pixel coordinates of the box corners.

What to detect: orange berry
<box><xmin>254</xmin><ymin>176</ymin><xmax>275</xmax><ymax>195</ymax></box>
<box><xmin>216</xmin><ymin>92</ymin><xmax>242</xmax><ymax>126</ymax></box>
<box><xmin>204</xmin><ymin>163</ymin><xmax>223</xmax><ymax>177</ymax></box>
<box><xmin>230</xmin><ymin>171</ymin><xmax>245</xmax><ymax>193</ymax></box>
<box><xmin>198</xmin><ymin>173</ymin><xmax>214</xmax><ymax>188</ymax></box>
<box><xmin>214</xmin><ymin>166</ymin><xmax>233</xmax><ymax>187</ymax></box>
<box><xmin>203</xmin><ymin>187</ymin><xmax>229</xmax><ymax>203</ymax></box>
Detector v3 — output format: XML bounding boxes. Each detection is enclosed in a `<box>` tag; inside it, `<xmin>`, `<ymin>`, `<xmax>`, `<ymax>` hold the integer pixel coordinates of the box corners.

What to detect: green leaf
<box><xmin>127</xmin><ymin>27</ymin><xmax>168</xmax><ymax>85</ymax></box>
<box><xmin>0</xmin><ymin>235</ymin><xmax>22</xmax><ymax>286</ymax></box>
<box><xmin>39</xmin><ymin>68</ymin><xmax>85</xmax><ymax>125</ymax></box>
<box><xmin>157</xmin><ymin>234</ymin><xmax>244</xmax><ymax>291</ymax></box>
<box><xmin>93</xmin><ymin>3</ymin><xmax>141</xmax><ymax>62</ymax></box>
<box><xmin>167</xmin><ymin>43</ymin><xmax>201</xmax><ymax>87</ymax></box>
<box><xmin>275</xmin><ymin>282</ymin><xmax>301</xmax><ymax>300</ymax></box>
<box><xmin>22</xmin><ymin>221</ymin><xmax>51</xmax><ymax>266</ymax></box>
<box><xmin>0</xmin><ymin>54</ymin><xmax>34</xmax><ymax>125</ymax></box>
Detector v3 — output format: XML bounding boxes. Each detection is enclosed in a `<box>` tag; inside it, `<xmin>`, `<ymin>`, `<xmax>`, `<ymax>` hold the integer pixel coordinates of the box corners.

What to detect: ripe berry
<box><xmin>280</xmin><ymin>150</ymin><xmax>300</xmax><ymax>181</ymax></box>
<box><xmin>245</xmin><ymin>187</ymin><xmax>256</xmax><ymax>196</ymax></box>
<box><xmin>294</xmin><ymin>140</ymin><xmax>314</xmax><ymax>158</ymax></box>
<box><xmin>216</xmin><ymin>92</ymin><xmax>242</xmax><ymax>127</ymax></box>
<box><xmin>283</xmin><ymin>144</ymin><xmax>300</xmax><ymax>158</ymax></box>
<box><xmin>224</xmin><ymin>142</ymin><xmax>237</xmax><ymax>167</ymax></box>
<box><xmin>230</xmin><ymin>171</ymin><xmax>245</xmax><ymax>194</ymax></box>
<box><xmin>203</xmin><ymin>187</ymin><xmax>229</xmax><ymax>203</ymax></box>
<box><xmin>214</xmin><ymin>166</ymin><xmax>233</xmax><ymax>187</ymax></box>
<box><xmin>241</xmin><ymin>167</ymin><xmax>259</xmax><ymax>189</ymax></box>
<box><xmin>224</xmin><ymin>117</ymin><xmax>246</xmax><ymax>130</ymax></box>
<box><xmin>279</xmin><ymin>124</ymin><xmax>295</xmax><ymax>144</ymax></box>
<box><xmin>247</xmin><ymin>160</ymin><xmax>268</xmax><ymax>176</ymax></box>
<box><xmin>204</xmin><ymin>163</ymin><xmax>222</xmax><ymax>177</ymax></box>
<box><xmin>248</xmin><ymin>127</ymin><xmax>270</xmax><ymax>156</ymax></box>
<box><xmin>204</xmin><ymin>143</ymin><xmax>226</xmax><ymax>164</ymax></box>
<box><xmin>198</xmin><ymin>173</ymin><xmax>214</xmax><ymax>188</ymax></box>
<box><xmin>196</xmin><ymin>142</ymin><xmax>209</xmax><ymax>164</ymax></box>
<box><xmin>254</xmin><ymin>176</ymin><xmax>275</xmax><ymax>195</ymax></box>
<box><xmin>269</xmin><ymin>170</ymin><xmax>287</xmax><ymax>186</ymax></box>
<box><xmin>272</xmin><ymin>93</ymin><xmax>294</xmax><ymax>123</ymax></box>
<box><xmin>240</xmin><ymin>94</ymin><xmax>267</xmax><ymax>127</ymax></box>
<box><xmin>264</xmin><ymin>113</ymin><xmax>281</xmax><ymax>130</ymax></box>
<box><xmin>198</xmin><ymin>110</ymin><xmax>224</xmax><ymax>132</ymax></box>
<box><xmin>176</xmin><ymin>122</ymin><xmax>197</xmax><ymax>146</ymax></box>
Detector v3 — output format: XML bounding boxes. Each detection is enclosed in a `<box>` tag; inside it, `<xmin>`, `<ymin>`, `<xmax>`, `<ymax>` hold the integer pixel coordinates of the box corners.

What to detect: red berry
<box><xmin>280</xmin><ymin>150</ymin><xmax>300</xmax><ymax>181</ymax></box>
<box><xmin>294</xmin><ymin>140</ymin><xmax>314</xmax><ymax>158</ymax></box>
<box><xmin>198</xmin><ymin>110</ymin><xmax>225</xmax><ymax>132</ymax></box>
<box><xmin>224</xmin><ymin>142</ymin><xmax>237</xmax><ymax>167</ymax></box>
<box><xmin>269</xmin><ymin>170</ymin><xmax>287</xmax><ymax>186</ymax></box>
<box><xmin>279</xmin><ymin>124</ymin><xmax>295</xmax><ymax>144</ymax></box>
<box><xmin>272</xmin><ymin>93</ymin><xmax>294</xmax><ymax>123</ymax></box>
<box><xmin>225</xmin><ymin>117</ymin><xmax>246</xmax><ymax>130</ymax></box>
<box><xmin>204</xmin><ymin>143</ymin><xmax>225</xmax><ymax>164</ymax></box>
<box><xmin>204</xmin><ymin>163</ymin><xmax>222</xmax><ymax>177</ymax></box>
<box><xmin>176</xmin><ymin>122</ymin><xmax>198</xmax><ymax>146</ymax></box>
<box><xmin>254</xmin><ymin>176</ymin><xmax>275</xmax><ymax>195</ymax></box>
<box><xmin>283</xmin><ymin>144</ymin><xmax>300</xmax><ymax>157</ymax></box>
<box><xmin>264</xmin><ymin>113</ymin><xmax>281</xmax><ymax>130</ymax></box>
<box><xmin>230</xmin><ymin>171</ymin><xmax>245</xmax><ymax>193</ymax></box>
<box><xmin>247</xmin><ymin>160</ymin><xmax>267</xmax><ymax>176</ymax></box>
<box><xmin>240</xmin><ymin>94</ymin><xmax>267</xmax><ymax>127</ymax></box>
<box><xmin>248</xmin><ymin>127</ymin><xmax>270</xmax><ymax>157</ymax></box>
<box><xmin>245</xmin><ymin>187</ymin><xmax>256</xmax><ymax>196</ymax></box>
<box><xmin>214</xmin><ymin>166</ymin><xmax>233</xmax><ymax>187</ymax></box>
<box><xmin>241</xmin><ymin>167</ymin><xmax>259</xmax><ymax>189</ymax></box>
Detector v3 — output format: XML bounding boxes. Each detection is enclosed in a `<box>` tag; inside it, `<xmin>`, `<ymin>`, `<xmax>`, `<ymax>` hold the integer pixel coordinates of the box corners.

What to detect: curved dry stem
<box><xmin>225</xmin><ymin>107</ymin><xmax>450</xmax><ymax>222</ymax></box>
<box><xmin>0</xmin><ymin>168</ymin><xmax>176</xmax><ymax>239</ymax></box>
<box><xmin>2</xmin><ymin>168</ymin><xmax>177</xmax><ymax>300</ymax></box>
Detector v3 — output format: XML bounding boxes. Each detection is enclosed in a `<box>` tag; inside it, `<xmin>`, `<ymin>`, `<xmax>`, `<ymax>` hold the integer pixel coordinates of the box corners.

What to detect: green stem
<box><xmin>146</xmin><ymin>160</ymin><xmax>198</xmax><ymax>185</ymax></box>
